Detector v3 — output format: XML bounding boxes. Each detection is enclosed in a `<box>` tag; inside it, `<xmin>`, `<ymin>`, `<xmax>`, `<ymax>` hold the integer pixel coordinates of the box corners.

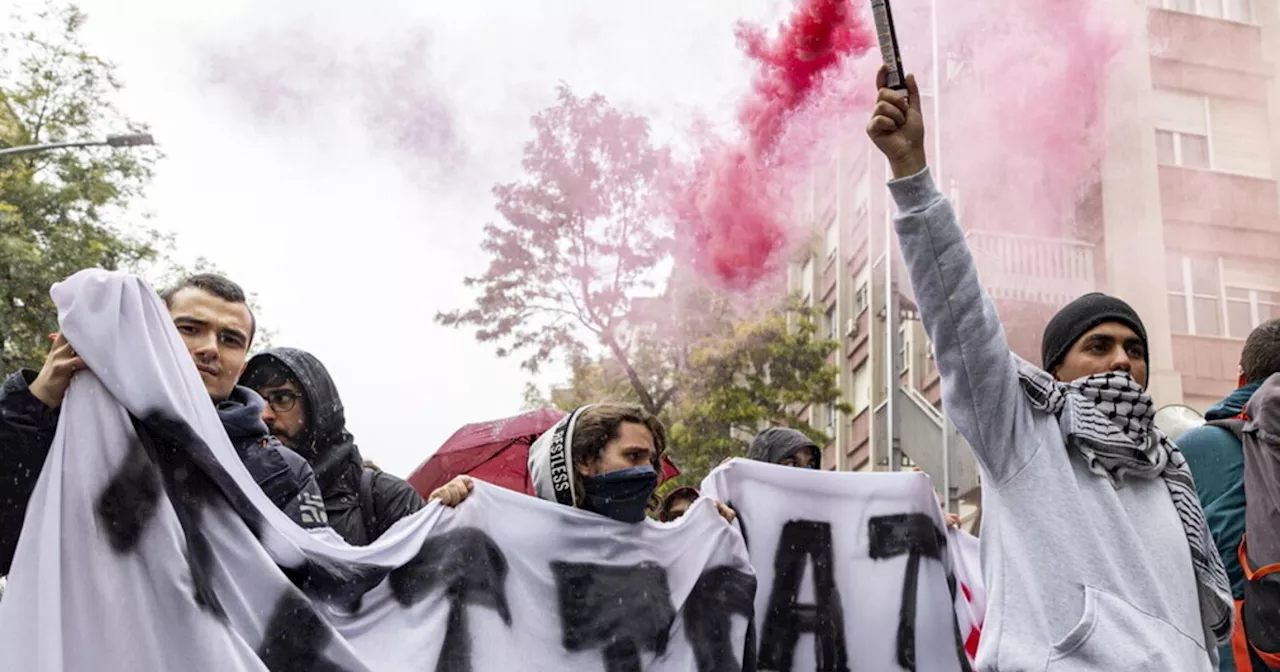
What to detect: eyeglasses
<box><xmin>262</xmin><ymin>390</ymin><xmax>303</xmax><ymax>413</ymax></box>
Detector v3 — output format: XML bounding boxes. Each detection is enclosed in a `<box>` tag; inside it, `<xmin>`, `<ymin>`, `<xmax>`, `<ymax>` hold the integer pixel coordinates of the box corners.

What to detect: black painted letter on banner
<box><xmin>95</xmin><ymin>437</ymin><xmax>163</xmax><ymax>553</ymax></box>
<box><xmin>552</xmin><ymin>560</ymin><xmax>676</xmax><ymax>672</ymax></box>
<box><xmin>388</xmin><ymin>527</ymin><xmax>512</xmax><ymax>672</ymax></box>
<box><xmin>757</xmin><ymin>521</ymin><xmax>849</xmax><ymax>672</ymax></box>
<box><xmin>684</xmin><ymin>566</ymin><xmax>758</xmax><ymax>672</ymax></box>
<box><xmin>257</xmin><ymin>588</ymin><xmax>351</xmax><ymax>672</ymax></box>
<box><xmin>868</xmin><ymin>513</ymin><xmax>946</xmax><ymax>672</ymax></box>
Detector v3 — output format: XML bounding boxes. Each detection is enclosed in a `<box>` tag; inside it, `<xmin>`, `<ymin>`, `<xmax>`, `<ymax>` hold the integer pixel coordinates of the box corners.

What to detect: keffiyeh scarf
<box><xmin>1016</xmin><ymin>358</ymin><xmax>1234</xmax><ymax>647</ymax></box>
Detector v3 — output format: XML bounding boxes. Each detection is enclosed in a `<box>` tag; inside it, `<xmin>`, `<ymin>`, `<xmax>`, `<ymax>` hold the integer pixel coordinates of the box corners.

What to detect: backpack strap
<box><xmin>358</xmin><ymin>468</ymin><xmax>378</xmax><ymax>543</ymax></box>
<box><xmin>1207</xmin><ymin>417</ymin><xmax>1247</xmax><ymax>440</ymax></box>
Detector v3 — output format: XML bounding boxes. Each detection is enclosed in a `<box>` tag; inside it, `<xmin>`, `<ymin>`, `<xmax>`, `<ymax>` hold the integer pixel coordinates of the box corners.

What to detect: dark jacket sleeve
<box><xmin>0</xmin><ymin>370</ymin><xmax>60</xmax><ymax>574</ymax></box>
<box><xmin>250</xmin><ymin>438</ymin><xmax>328</xmax><ymax>530</ymax></box>
<box><xmin>369</xmin><ymin>472</ymin><xmax>425</xmax><ymax>541</ymax></box>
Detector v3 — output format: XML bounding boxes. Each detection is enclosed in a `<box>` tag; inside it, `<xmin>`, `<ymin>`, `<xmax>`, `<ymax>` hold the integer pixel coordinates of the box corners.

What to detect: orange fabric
<box><xmin>1234</xmin><ymin>598</ymin><xmax>1255</xmax><ymax>672</ymax></box>
<box><xmin>1237</xmin><ymin>536</ymin><xmax>1280</xmax><ymax>669</ymax></box>
<box><xmin>1260</xmin><ymin>648</ymin><xmax>1280</xmax><ymax>670</ymax></box>
<box><xmin>1239</xmin><ymin>536</ymin><xmax>1280</xmax><ymax>581</ymax></box>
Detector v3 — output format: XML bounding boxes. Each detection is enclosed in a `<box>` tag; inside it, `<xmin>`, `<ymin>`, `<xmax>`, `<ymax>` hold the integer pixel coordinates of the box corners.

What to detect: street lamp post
<box><xmin>0</xmin><ymin>133</ymin><xmax>155</xmax><ymax>158</ymax></box>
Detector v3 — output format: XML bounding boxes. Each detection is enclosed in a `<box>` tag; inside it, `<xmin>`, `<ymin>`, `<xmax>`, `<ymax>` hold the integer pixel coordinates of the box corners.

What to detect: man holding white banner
<box><xmin>0</xmin><ymin>268</ymin><xmax>757</xmax><ymax>672</ymax></box>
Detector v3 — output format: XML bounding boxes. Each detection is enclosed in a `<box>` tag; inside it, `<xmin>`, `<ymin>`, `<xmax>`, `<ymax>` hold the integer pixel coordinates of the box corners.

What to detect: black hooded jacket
<box><xmin>242</xmin><ymin>348</ymin><xmax>424</xmax><ymax>546</ymax></box>
<box><xmin>0</xmin><ymin>368</ymin><xmax>325</xmax><ymax>575</ymax></box>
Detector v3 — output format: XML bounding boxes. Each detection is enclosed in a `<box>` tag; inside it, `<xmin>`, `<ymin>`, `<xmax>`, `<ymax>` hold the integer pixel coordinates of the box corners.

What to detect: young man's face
<box><xmin>1054</xmin><ymin>322</ymin><xmax>1148</xmax><ymax>388</ymax></box>
<box><xmin>577</xmin><ymin>421</ymin><xmax>656</xmax><ymax>478</ymax></box>
<box><xmin>167</xmin><ymin>288</ymin><xmax>254</xmax><ymax>402</ymax></box>
<box><xmin>257</xmin><ymin>378</ymin><xmax>307</xmax><ymax>448</ymax></box>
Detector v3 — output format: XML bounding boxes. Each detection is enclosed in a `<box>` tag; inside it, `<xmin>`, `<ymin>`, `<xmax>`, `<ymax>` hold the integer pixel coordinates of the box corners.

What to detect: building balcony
<box><xmin>1159</xmin><ymin>167</ymin><xmax>1280</xmax><ymax>258</ymax></box>
<box><xmin>966</xmin><ymin>230</ymin><xmax>1098</xmax><ymax>306</ymax></box>
<box><xmin>1148</xmin><ymin>8</ymin><xmax>1266</xmax><ymax>76</ymax></box>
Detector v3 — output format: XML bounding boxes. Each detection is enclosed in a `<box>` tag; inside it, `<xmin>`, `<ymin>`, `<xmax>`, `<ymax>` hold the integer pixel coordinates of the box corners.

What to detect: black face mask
<box><xmin>581</xmin><ymin>466</ymin><xmax>658</xmax><ymax>523</ymax></box>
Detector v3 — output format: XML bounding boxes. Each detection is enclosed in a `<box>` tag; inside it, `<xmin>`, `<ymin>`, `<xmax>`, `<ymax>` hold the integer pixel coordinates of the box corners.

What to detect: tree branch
<box><xmin>527</xmin><ymin>303</ymin><xmax>603</xmax><ymax>335</ymax></box>
<box><xmin>653</xmin><ymin>385</ymin><xmax>679</xmax><ymax>415</ymax></box>
<box><xmin>601</xmin><ymin>327</ymin><xmax>658</xmax><ymax>414</ymax></box>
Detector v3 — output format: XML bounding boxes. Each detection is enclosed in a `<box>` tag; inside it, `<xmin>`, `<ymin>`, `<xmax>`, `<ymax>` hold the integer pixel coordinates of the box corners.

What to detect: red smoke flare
<box><xmin>678</xmin><ymin>0</ymin><xmax>875</xmax><ymax>290</ymax></box>
<box><xmin>736</xmin><ymin>0</ymin><xmax>870</xmax><ymax>154</ymax></box>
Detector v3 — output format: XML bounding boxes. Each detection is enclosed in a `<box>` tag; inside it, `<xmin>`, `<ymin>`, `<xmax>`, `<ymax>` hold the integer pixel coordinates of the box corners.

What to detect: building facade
<box><xmin>788</xmin><ymin>0</ymin><xmax>1280</xmax><ymax>526</ymax></box>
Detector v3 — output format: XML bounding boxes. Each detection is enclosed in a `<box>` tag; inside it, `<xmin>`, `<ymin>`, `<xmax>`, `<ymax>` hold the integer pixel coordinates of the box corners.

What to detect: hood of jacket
<box><xmin>1205</xmin><ymin>380</ymin><xmax>1263</xmax><ymax>421</ymax></box>
<box><xmin>1245</xmin><ymin>373</ymin><xmax>1280</xmax><ymax>432</ymax></box>
<box><xmin>242</xmin><ymin>347</ymin><xmax>363</xmax><ymax>492</ymax></box>
<box><xmin>528</xmin><ymin>406</ymin><xmax>593</xmax><ymax>508</ymax></box>
<box><xmin>217</xmin><ymin>385</ymin><xmax>273</xmax><ymax>443</ymax></box>
<box><xmin>747</xmin><ymin>427</ymin><xmax>819</xmax><ymax>466</ymax></box>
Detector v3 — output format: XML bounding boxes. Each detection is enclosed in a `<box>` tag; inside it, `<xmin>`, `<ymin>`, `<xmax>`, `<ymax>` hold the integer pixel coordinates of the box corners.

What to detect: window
<box><xmin>1151</xmin><ymin>0</ymin><xmax>1253</xmax><ymax>22</ymax></box>
<box><xmin>1224</xmin><ymin>0</ymin><xmax>1253</xmax><ymax>22</ymax></box>
<box><xmin>1209</xmin><ymin>98</ymin><xmax>1272</xmax><ymax>177</ymax></box>
<box><xmin>825</xmin><ymin>306</ymin><xmax>838</xmax><ymax>340</ymax></box>
<box><xmin>1154</xmin><ymin>90</ymin><xmax>1212</xmax><ymax>170</ymax></box>
<box><xmin>825</xmin><ymin>222</ymin><xmax>838</xmax><ymax>259</ymax></box>
<box><xmin>801</xmin><ymin>258</ymin><xmax>813</xmax><ymax>301</ymax></box>
<box><xmin>826</xmin><ymin>403</ymin><xmax>837</xmax><ymax>436</ymax></box>
<box><xmin>1167</xmin><ymin>256</ymin><xmax>1224</xmax><ymax>336</ymax></box>
<box><xmin>899</xmin><ymin>324</ymin><xmax>912</xmax><ymax>372</ymax></box>
<box><xmin>1154</xmin><ymin>87</ymin><xmax>1272</xmax><ymax>177</ymax></box>
<box><xmin>1226</xmin><ymin>287</ymin><xmax>1279</xmax><ymax>338</ymax></box>
<box><xmin>854</xmin><ymin>282</ymin><xmax>869</xmax><ymax>314</ymax></box>
<box><xmin>1155</xmin><ymin>129</ymin><xmax>1210</xmax><ymax>169</ymax></box>
<box><xmin>852</xmin><ymin>361</ymin><xmax>870</xmax><ymax>414</ymax></box>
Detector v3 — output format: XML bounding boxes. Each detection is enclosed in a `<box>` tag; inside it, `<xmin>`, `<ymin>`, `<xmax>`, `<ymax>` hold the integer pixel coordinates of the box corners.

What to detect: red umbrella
<box><xmin>407</xmin><ymin>408</ymin><xmax>681</xmax><ymax>499</ymax></box>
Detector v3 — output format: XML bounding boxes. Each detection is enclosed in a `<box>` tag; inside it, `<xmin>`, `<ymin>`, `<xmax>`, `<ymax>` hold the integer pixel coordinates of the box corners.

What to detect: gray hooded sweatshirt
<box><xmin>747</xmin><ymin>427</ymin><xmax>819</xmax><ymax>466</ymax></box>
<box><xmin>889</xmin><ymin>169</ymin><xmax>1214</xmax><ymax>671</ymax></box>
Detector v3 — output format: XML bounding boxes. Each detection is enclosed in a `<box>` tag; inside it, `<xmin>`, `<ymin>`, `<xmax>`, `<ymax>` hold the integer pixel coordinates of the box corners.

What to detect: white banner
<box><xmin>0</xmin><ymin>269</ymin><xmax>755</xmax><ymax>672</ymax></box>
<box><xmin>701</xmin><ymin>459</ymin><xmax>976</xmax><ymax>671</ymax></box>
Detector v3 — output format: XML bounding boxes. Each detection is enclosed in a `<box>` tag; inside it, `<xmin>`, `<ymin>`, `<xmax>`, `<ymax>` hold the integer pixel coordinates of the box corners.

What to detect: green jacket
<box><xmin>1179</xmin><ymin>381</ymin><xmax>1262</xmax><ymax>672</ymax></box>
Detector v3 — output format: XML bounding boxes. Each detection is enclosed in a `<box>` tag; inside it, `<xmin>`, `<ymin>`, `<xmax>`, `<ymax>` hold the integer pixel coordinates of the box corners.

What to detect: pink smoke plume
<box><xmin>676</xmin><ymin>0</ymin><xmax>877</xmax><ymax>290</ymax></box>
<box><xmin>202</xmin><ymin>30</ymin><xmax>461</xmax><ymax>174</ymax></box>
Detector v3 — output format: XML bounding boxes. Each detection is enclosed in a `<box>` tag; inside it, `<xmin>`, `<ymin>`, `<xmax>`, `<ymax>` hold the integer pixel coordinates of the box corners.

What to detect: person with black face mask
<box><xmin>430</xmin><ymin>403</ymin><xmax>735</xmax><ymax>524</ymax></box>
<box><xmin>746</xmin><ymin>427</ymin><xmax>822</xmax><ymax>469</ymax></box>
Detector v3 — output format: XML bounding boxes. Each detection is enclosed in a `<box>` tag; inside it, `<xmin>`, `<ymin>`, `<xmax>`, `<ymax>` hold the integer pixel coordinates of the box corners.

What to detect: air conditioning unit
<box><xmin>845</xmin><ymin>318</ymin><xmax>858</xmax><ymax>337</ymax></box>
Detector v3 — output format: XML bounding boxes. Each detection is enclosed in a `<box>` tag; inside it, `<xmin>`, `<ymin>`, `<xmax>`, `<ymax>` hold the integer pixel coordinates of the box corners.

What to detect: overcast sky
<box><xmin>68</xmin><ymin>0</ymin><xmax>788</xmax><ymax>476</ymax></box>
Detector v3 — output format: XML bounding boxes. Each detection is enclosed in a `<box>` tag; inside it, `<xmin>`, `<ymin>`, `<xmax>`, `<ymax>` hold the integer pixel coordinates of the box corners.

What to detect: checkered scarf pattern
<box><xmin>1016</xmin><ymin>357</ymin><xmax>1233</xmax><ymax>647</ymax></box>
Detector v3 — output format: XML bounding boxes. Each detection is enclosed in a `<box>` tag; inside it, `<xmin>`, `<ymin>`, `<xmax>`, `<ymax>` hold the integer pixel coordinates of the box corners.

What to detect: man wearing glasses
<box><xmin>241</xmin><ymin>348</ymin><xmax>424</xmax><ymax>546</ymax></box>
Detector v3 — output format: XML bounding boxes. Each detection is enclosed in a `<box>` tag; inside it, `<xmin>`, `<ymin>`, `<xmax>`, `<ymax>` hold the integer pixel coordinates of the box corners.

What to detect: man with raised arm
<box><xmin>865</xmin><ymin>67</ymin><xmax>1231</xmax><ymax>670</ymax></box>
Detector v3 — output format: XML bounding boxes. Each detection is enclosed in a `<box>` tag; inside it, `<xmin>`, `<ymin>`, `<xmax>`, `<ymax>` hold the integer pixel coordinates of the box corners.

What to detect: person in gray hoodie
<box><xmin>866</xmin><ymin>67</ymin><xmax>1232</xmax><ymax>671</ymax></box>
<box><xmin>747</xmin><ymin>427</ymin><xmax>821</xmax><ymax>468</ymax></box>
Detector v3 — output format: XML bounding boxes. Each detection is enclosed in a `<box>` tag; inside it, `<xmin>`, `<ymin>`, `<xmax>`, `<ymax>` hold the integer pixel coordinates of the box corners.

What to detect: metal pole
<box><xmin>931</xmin><ymin>0</ymin><xmax>942</xmax><ymax>184</ymax></box>
<box><xmin>0</xmin><ymin>133</ymin><xmax>154</xmax><ymax>158</ymax></box>
<box><xmin>835</xmin><ymin>140</ymin><xmax>848</xmax><ymax>472</ymax></box>
<box><xmin>931</xmin><ymin>0</ymin><xmax>956</xmax><ymax>512</ymax></box>
<box><xmin>885</xmin><ymin>160</ymin><xmax>902</xmax><ymax>472</ymax></box>
<box><xmin>0</xmin><ymin>141</ymin><xmax>106</xmax><ymax>158</ymax></box>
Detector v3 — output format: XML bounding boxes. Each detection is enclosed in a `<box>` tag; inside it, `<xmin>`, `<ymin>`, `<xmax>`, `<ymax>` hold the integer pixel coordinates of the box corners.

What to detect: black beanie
<box><xmin>1041</xmin><ymin>292</ymin><xmax>1149</xmax><ymax>374</ymax></box>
